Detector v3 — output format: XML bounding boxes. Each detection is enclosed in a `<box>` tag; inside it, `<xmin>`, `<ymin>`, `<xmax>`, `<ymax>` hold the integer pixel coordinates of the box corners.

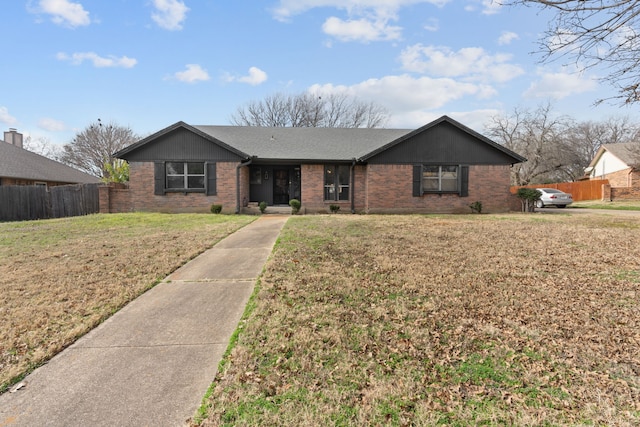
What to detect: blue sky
<box><xmin>2</xmin><ymin>0</ymin><xmax>638</xmax><ymax>147</ymax></box>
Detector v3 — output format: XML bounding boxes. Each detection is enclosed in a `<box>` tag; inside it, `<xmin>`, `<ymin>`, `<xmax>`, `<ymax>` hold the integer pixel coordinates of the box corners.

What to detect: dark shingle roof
<box><xmin>115</xmin><ymin>116</ymin><xmax>525</xmax><ymax>164</ymax></box>
<box><xmin>192</xmin><ymin>125</ymin><xmax>412</xmax><ymax>161</ymax></box>
<box><xmin>0</xmin><ymin>141</ymin><xmax>101</xmax><ymax>184</ymax></box>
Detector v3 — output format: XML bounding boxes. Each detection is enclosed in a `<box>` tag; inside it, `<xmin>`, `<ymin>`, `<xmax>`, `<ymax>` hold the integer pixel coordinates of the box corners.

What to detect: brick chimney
<box><xmin>3</xmin><ymin>128</ymin><xmax>23</xmax><ymax>148</ymax></box>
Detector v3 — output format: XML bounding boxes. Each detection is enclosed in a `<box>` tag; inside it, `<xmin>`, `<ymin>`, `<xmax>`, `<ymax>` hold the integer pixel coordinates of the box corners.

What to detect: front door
<box><xmin>273</xmin><ymin>169</ymin><xmax>290</xmax><ymax>205</ymax></box>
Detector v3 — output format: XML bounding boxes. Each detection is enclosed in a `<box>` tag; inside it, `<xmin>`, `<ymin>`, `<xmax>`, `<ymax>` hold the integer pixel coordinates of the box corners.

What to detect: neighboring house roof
<box><xmin>0</xmin><ymin>140</ymin><xmax>101</xmax><ymax>184</ymax></box>
<box><xmin>588</xmin><ymin>143</ymin><xmax>640</xmax><ymax>170</ymax></box>
<box><xmin>115</xmin><ymin>115</ymin><xmax>526</xmax><ymax>164</ymax></box>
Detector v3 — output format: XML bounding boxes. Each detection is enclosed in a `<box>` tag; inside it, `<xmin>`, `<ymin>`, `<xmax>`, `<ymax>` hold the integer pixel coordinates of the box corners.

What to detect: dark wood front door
<box><xmin>273</xmin><ymin>169</ymin><xmax>290</xmax><ymax>205</ymax></box>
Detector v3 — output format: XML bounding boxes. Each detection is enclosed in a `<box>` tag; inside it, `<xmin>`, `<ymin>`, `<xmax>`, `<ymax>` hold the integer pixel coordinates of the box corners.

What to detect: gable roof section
<box><xmin>115</xmin><ymin>121</ymin><xmax>250</xmax><ymax>160</ymax></box>
<box><xmin>588</xmin><ymin>143</ymin><xmax>640</xmax><ymax>169</ymax></box>
<box><xmin>359</xmin><ymin>115</ymin><xmax>526</xmax><ymax>163</ymax></box>
<box><xmin>0</xmin><ymin>141</ymin><xmax>101</xmax><ymax>183</ymax></box>
<box><xmin>114</xmin><ymin>116</ymin><xmax>525</xmax><ymax>164</ymax></box>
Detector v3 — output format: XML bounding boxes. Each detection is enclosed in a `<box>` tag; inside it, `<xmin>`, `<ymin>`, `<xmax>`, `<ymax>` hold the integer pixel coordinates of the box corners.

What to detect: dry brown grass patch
<box><xmin>198</xmin><ymin>213</ymin><xmax>640</xmax><ymax>426</ymax></box>
<box><xmin>0</xmin><ymin>213</ymin><xmax>254</xmax><ymax>390</ymax></box>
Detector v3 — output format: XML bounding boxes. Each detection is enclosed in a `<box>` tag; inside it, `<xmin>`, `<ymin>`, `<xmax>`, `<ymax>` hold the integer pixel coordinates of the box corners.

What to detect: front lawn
<box><xmin>0</xmin><ymin>213</ymin><xmax>254</xmax><ymax>391</ymax></box>
<box><xmin>196</xmin><ymin>214</ymin><xmax>640</xmax><ymax>426</ymax></box>
<box><xmin>571</xmin><ymin>200</ymin><xmax>640</xmax><ymax>210</ymax></box>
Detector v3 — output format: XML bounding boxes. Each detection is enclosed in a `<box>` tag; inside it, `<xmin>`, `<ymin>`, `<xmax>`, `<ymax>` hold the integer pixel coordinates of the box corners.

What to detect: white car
<box><xmin>535</xmin><ymin>188</ymin><xmax>573</xmax><ymax>208</ymax></box>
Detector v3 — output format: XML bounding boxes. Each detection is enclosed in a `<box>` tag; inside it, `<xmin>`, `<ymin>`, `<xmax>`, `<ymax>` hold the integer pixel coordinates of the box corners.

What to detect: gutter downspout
<box><xmin>350</xmin><ymin>158</ymin><xmax>356</xmax><ymax>214</ymax></box>
<box><xmin>236</xmin><ymin>157</ymin><xmax>254</xmax><ymax>214</ymax></box>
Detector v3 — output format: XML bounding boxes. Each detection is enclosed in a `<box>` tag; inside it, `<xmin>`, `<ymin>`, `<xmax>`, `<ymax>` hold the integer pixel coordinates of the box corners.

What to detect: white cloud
<box><xmin>308</xmin><ymin>75</ymin><xmax>503</xmax><ymax>128</ymax></box>
<box><xmin>272</xmin><ymin>0</ymin><xmax>449</xmax><ymax>42</ymax></box>
<box><xmin>465</xmin><ymin>0</ymin><xmax>501</xmax><ymax>15</ymax></box>
<box><xmin>498</xmin><ymin>31</ymin><xmax>519</xmax><ymax>46</ymax></box>
<box><xmin>309</xmin><ymin>74</ymin><xmax>486</xmax><ymax>112</ymax></box>
<box><xmin>31</xmin><ymin>0</ymin><xmax>91</xmax><ymax>28</ymax></box>
<box><xmin>424</xmin><ymin>18</ymin><xmax>439</xmax><ymax>32</ymax></box>
<box><xmin>38</xmin><ymin>118</ymin><xmax>66</xmax><ymax>131</ymax></box>
<box><xmin>151</xmin><ymin>0</ymin><xmax>189</xmax><ymax>31</ymax></box>
<box><xmin>322</xmin><ymin>16</ymin><xmax>402</xmax><ymax>42</ymax></box>
<box><xmin>36</xmin><ymin>0</ymin><xmax>91</xmax><ymax>27</ymax></box>
<box><xmin>524</xmin><ymin>69</ymin><xmax>598</xmax><ymax>100</ymax></box>
<box><xmin>56</xmin><ymin>52</ymin><xmax>137</xmax><ymax>68</ymax></box>
<box><xmin>0</xmin><ymin>107</ymin><xmax>18</xmax><ymax>126</ymax></box>
<box><xmin>272</xmin><ymin>0</ymin><xmax>449</xmax><ymax>22</ymax></box>
<box><xmin>399</xmin><ymin>44</ymin><xmax>524</xmax><ymax>83</ymax></box>
<box><xmin>224</xmin><ymin>67</ymin><xmax>268</xmax><ymax>86</ymax></box>
<box><xmin>174</xmin><ymin>64</ymin><xmax>210</xmax><ymax>83</ymax></box>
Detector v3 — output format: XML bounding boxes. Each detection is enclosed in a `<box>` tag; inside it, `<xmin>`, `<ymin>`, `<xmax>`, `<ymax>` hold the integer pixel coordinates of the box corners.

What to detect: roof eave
<box><xmin>358</xmin><ymin>115</ymin><xmax>526</xmax><ymax>164</ymax></box>
<box><xmin>114</xmin><ymin>121</ymin><xmax>251</xmax><ymax>160</ymax></box>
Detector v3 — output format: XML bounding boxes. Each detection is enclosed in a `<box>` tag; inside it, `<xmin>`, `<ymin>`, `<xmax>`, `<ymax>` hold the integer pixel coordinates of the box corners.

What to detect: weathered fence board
<box><xmin>0</xmin><ymin>184</ymin><xmax>99</xmax><ymax>222</ymax></box>
<box><xmin>510</xmin><ymin>179</ymin><xmax>609</xmax><ymax>202</ymax></box>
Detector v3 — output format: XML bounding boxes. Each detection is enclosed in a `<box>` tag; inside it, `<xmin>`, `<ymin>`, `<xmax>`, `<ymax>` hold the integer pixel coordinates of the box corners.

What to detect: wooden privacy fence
<box><xmin>0</xmin><ymin>184</ymin><xmax>100</xmax><ymax>221</ymax></box>
<box><xmin>510</xmin><ymin>179</ymin><xmax>609</xmax><ymax>201</ymax></box>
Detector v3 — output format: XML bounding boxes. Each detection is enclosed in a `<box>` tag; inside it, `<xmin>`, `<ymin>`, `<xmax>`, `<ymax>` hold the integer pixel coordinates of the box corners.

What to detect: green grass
<box><xmin>571</xmin><ymin>200</ymin><xmax>640</xmax><ymax>210</ymax></box>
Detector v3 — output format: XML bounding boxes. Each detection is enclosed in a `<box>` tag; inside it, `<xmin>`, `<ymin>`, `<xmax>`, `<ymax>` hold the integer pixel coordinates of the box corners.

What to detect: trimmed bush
<box><xmin>210</xmin><ymin>204</ymin><xmax>223</xmax><ymax>214</ymax></box>
<box><xmin>259</xmin><ymin>201</ymin><xmax>267</xmax><ymax>214</ymax></box>
<box><xmin>516</xmin><ymin>188</ymin><xmax>542</xmax><ymax>212</ymax></box>
<box><xmin>329</xmin><ymin>204</ymin><xmax>340</xmax><ymax>214</ymax></box>
<box><xmin>289</xmin><ymin>199</ymin><xmax>301</xmax><ymax>214</ymax></box>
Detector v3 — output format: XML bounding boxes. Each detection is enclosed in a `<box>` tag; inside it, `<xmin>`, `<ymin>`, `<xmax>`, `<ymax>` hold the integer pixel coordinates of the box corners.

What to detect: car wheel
<box><xmin>536</xmin><ymin>200</ymin><xmax>544</xmax><ymax>208</ymax></box>
<box><xmin>557</xmin><ymin>205</ymin><xmax>566</xmax><ymax>208</ymax></box>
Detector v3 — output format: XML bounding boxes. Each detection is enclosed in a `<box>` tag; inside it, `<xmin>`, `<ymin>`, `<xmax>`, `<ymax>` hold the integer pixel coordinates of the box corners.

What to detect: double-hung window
<box><xmin>414</xmin><ymin>164</ymin><xmax>469</xmax><ymax>196</ymax></box>
<box><xmin>324</xmin><ymin>165</ymin><xmax>350</xmax><ymax>201</ymax></box>
<box><xmin>166</xmin><ymin>162</ymin><xmax>205</xmax><ymax>191</ymax></box>
<box><xmin>423</xmin><ymin>165</ymin><xmax>459</xmax><ymax>192</ymax></box>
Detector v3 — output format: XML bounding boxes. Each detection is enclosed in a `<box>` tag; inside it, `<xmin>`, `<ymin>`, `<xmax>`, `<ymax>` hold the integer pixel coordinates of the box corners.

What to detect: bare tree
<box><xmin>564</xmin><ymin>117</ymin><xmax>639</xmax><ymax>176</ymax></box>
<box><xmin>230</xmin><ymin>92</ymin><xmax>389</xmax><ymax>128</ymax></box>
<box><xmin>23</xmin><ymin>135</ymin><xmax>62</xmax><ymax>160</ymax></box>
<box><xmin>509</xmin><ymin>0</ymin><xmax>640</xmax><ymax>105</ymax></box>
<box><xmin>486</xmin><ymin>103</ymin><xmax>574</xmax><ymax>185</ymax></box>
<box><xmin>59</xmin><ymin>120</ymin><xmax>138</xmax><ymax>178</ymax></box>
<box><xmin>487</xmin><ymin>104</ymin><xmax>640</xmax><ymax>184</ymax></box>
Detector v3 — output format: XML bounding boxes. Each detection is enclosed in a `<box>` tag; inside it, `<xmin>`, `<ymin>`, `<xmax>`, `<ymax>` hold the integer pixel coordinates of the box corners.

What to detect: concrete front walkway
<box><xmin>0</xmin><ymin>215</ymin><xmax>288</xmax><ymax>427</ymax></box>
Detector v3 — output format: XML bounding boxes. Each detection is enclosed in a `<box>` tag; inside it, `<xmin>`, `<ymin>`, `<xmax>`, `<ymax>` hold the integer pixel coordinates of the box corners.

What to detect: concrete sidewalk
<box><xmin>0</xmin><ymin>215</ymin><xmax>288</xmax><ymax>427</ymax></box>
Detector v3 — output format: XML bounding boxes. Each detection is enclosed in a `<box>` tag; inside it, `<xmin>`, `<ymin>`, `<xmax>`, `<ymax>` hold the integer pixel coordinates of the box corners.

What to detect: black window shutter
<box><xmin>412</xmin><ymin>165</ymin><xmax>423</xmax><ymax>197</ymax></box>
<box><xmin>206</xmin><ymin>162</ymin><xmax>217</xmax><ymax>196</ymax></box>
<box><xmin>460</xmin><ymin>165</ymin><xmax>469</xmax><ymax>197</ymax></box>
<box><xmin>154</xmin><ymin>162</ymin><xmax>165</xmax><ymax>195</ymax></box>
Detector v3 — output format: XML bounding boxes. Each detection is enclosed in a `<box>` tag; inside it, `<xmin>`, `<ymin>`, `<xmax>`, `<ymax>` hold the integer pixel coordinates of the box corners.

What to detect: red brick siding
<box><xmin>0</xmin><ymin>178</ymin><xmax>73</xmax><ymax>187</ymax></box>
<box><xmin>365</xmin><ymin>164</ymin><xmax>512</xmax><ymax>214</ymax></box>
<box><xmin>611</xmin><ymin>186</ymin><xmax>640</xmax><ymax>200</ymax></box>
<box><xmin>126</xmin><ymin>161</ymin><xmax>239</xmax><ymax>213</ymax></box>
<box><xmin>300</xmin><ymin>164</ymin><xmax>325</xmax><ymax>213</ymax></box>
<box><xmin>299</xmin><ymin>164</ymin><xmax>368</xmax><ymax>213</ymax></box>
<box><xmin>599</xmin><ymin>168</ymin><xmax>636</xmax><ymax>188</ymax></box>
<box><xmin>598</xmin><ymin>168</ymin><xmax>640</xmax><ymax>200</ymax></box>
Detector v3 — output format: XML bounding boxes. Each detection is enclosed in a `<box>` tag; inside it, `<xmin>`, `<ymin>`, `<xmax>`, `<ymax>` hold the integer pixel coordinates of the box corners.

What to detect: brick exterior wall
<box><xmin>0</xmin><ymin>177</ymin><xmax>74</xmax><ymax>186</ymax></box>
<box><xmin>99</xmin><ymin>183</ymin><xmax>132</xmax><ymax>214</ymax></box>
<box><xmin>365</xmin><ymin>164</ymin><xmax>512</xmax><ymax>214</ymax></box>
<box><xmin>599</xmin><ymin>168</ymin><xmax>636</xmax><ymax>187</ymax></box>
<box><xmin>100</xmin><ymin>162</ymin><xmax>515</xmax><ymax>214</ymax></box>
<box><xmin>300</xmin><ymin>164</ymin><xmax>326</xmax><ymax>213</ymax></box>
<box><xmin>611</xmin><ymin>186</ymin><xmax>640</xmax><ymax>200</ymax></box>
<box><xmin>122</xmin><ymin>161</ymin><xmax>239</xmax><ymax>214</ymax></box>
<box><xmin>299</xmin><ymin>164</ymin><xmax>368</xmax><ymax>214</ymax></box>
<box><xmin>596</xmin><ymin>168</ymin><xmax>640</xmax><ymax>201</ymax></box>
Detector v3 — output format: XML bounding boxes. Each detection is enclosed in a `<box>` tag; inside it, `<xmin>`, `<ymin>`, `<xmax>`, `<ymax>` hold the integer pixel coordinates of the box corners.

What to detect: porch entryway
<box><xmin>249</xmin><ymin>165</ymin><xmax>301</xmax><ymax>206</ymax></box>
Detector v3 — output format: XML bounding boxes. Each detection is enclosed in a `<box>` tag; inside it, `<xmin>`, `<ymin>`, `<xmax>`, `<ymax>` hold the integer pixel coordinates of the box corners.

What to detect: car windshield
<box><xmin>541</xmin><ymin>189</ymin><xmax>562</xmax><ymax>193</ymax></box>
